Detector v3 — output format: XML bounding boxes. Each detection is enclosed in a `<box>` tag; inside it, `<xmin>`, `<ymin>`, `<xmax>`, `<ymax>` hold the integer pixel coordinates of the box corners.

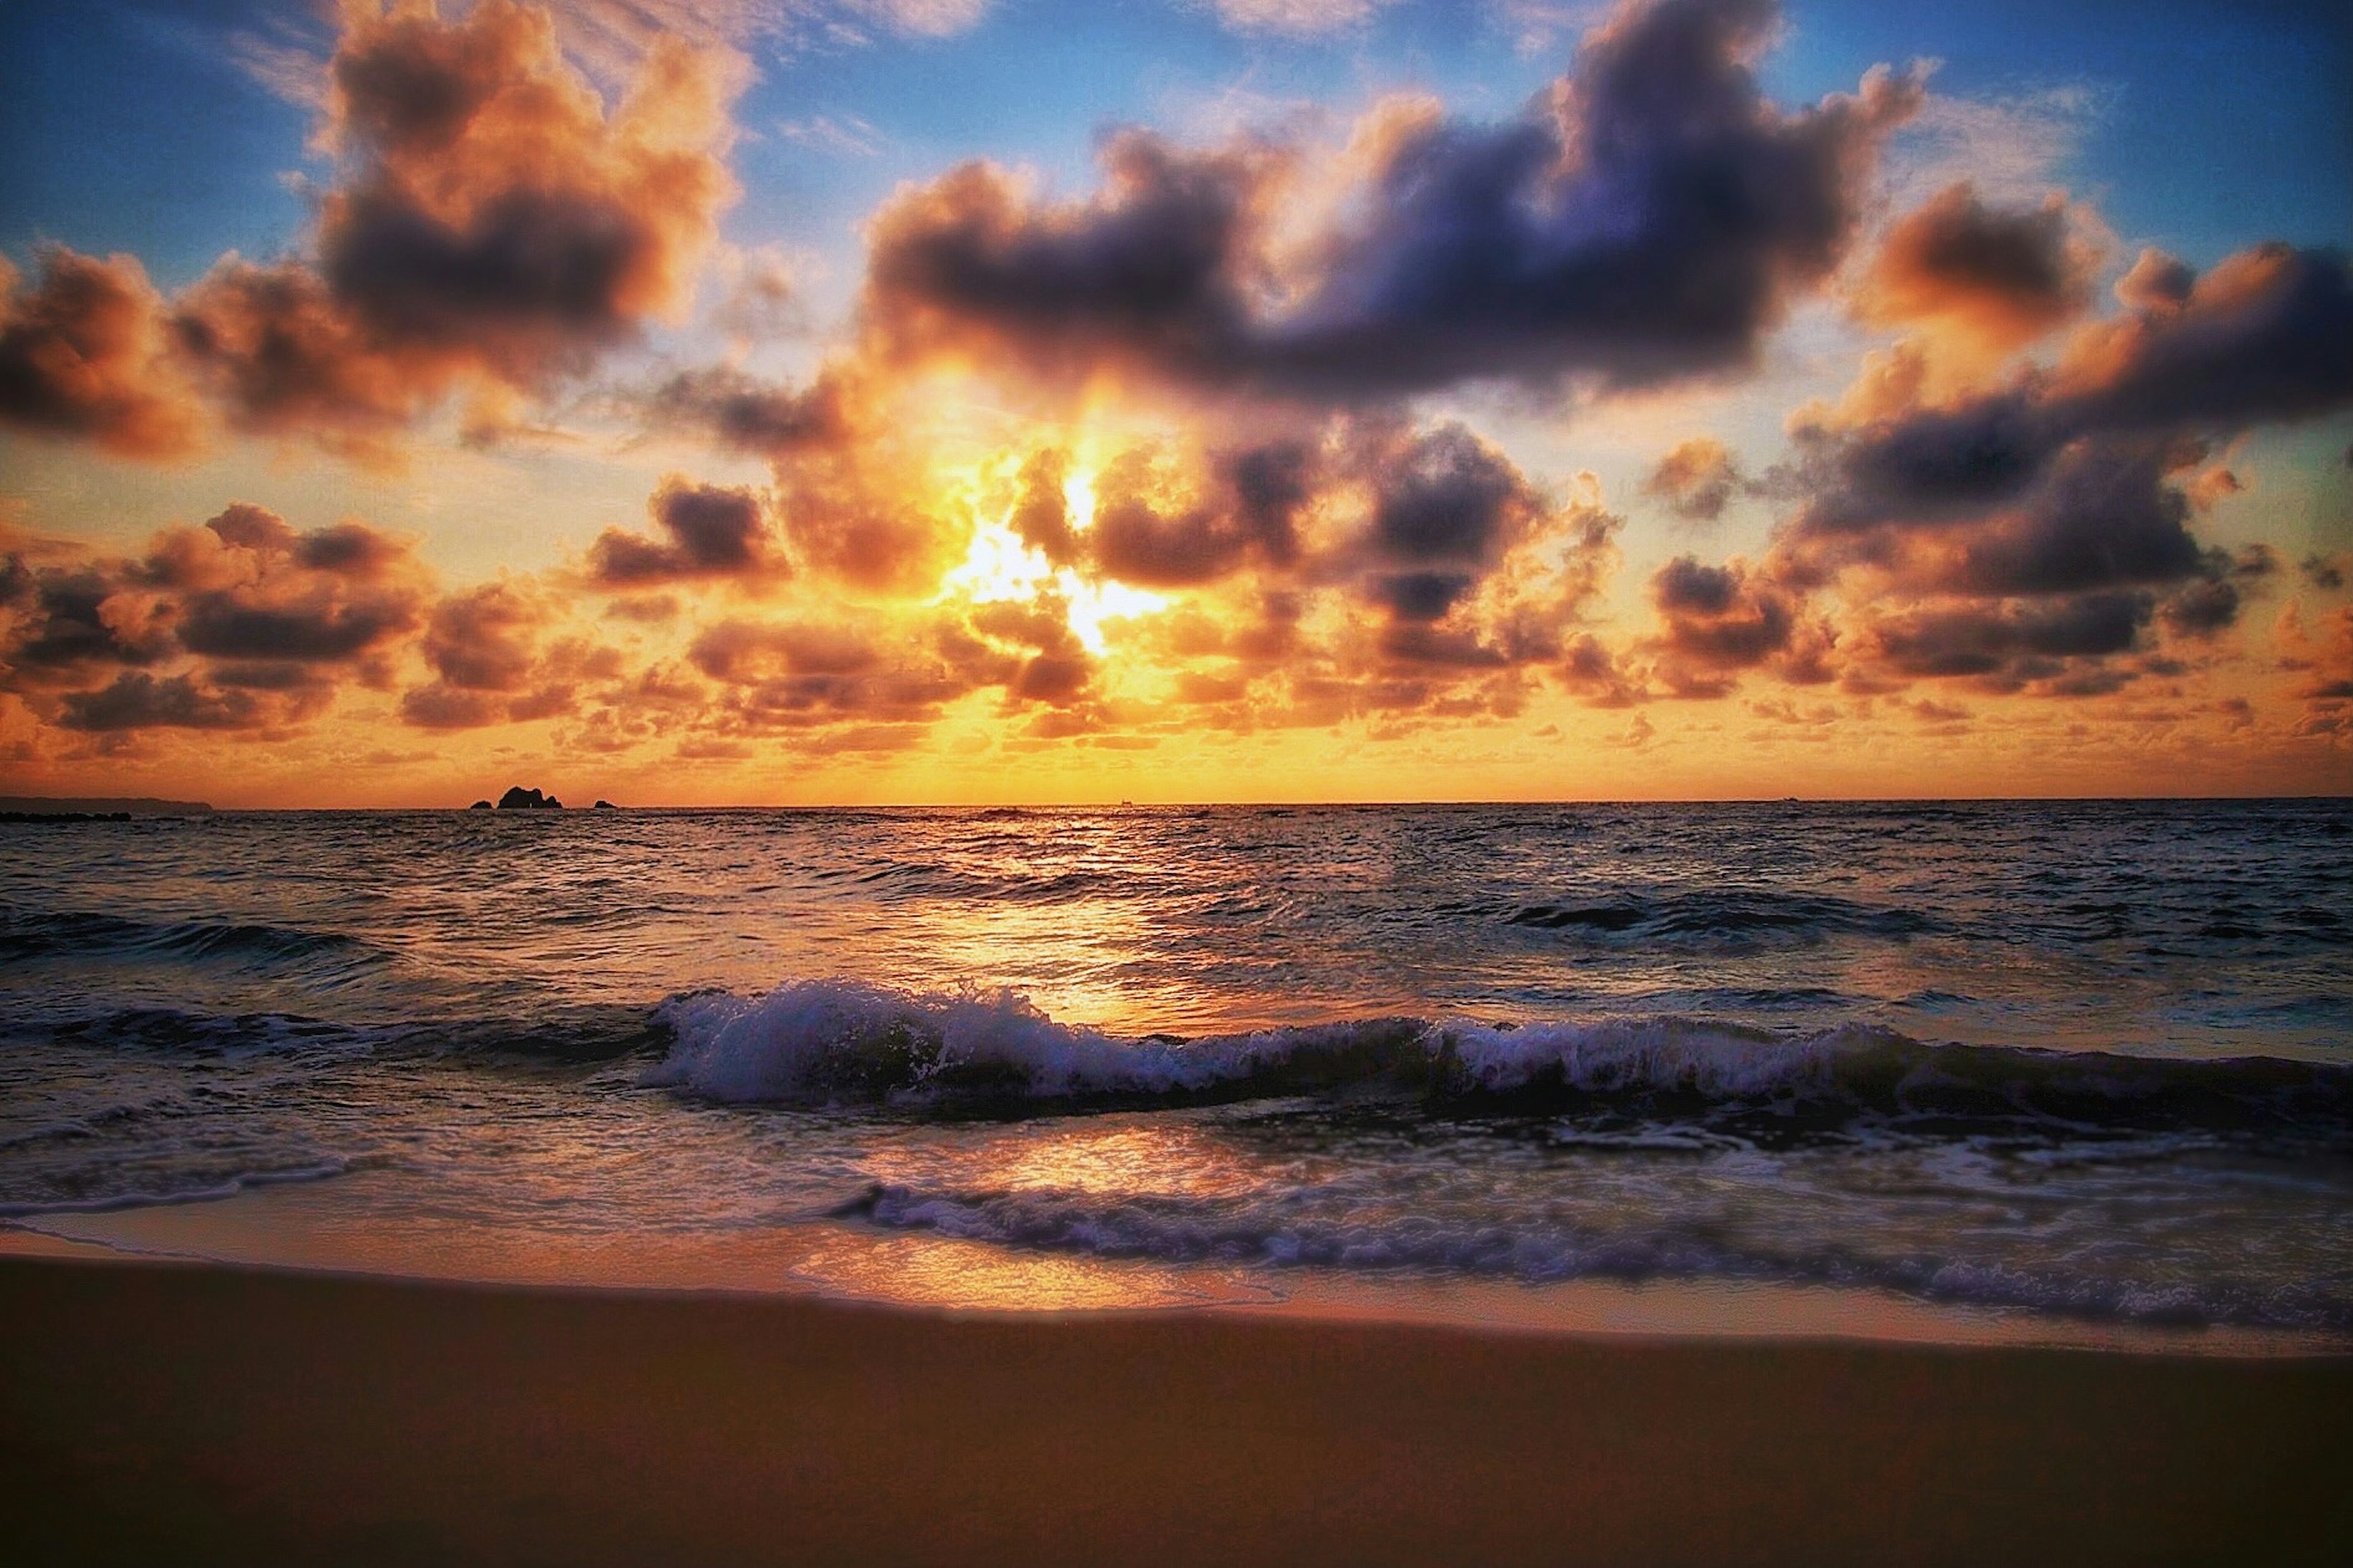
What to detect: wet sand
<box><xmin>3</xmin><ymin>1256</ymin><xmax>2348</xmax><ymax>1566</ymax></box>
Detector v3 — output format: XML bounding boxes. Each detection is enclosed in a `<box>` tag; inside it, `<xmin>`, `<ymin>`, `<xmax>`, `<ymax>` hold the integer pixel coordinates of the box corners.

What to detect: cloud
<box><xmin>1645</xmin><ymin>554</ymin><xmax>1828</xmax><ymax>694</ymax></box>
<box><xmin>1866</xmin><ymin>593</ymin><xmax>2150</xmax><ymax>684</ymax></box>
<box><xmin>154</xmin><ymin>1</ymin><xmax>745</xmax><ymax>460</ymax></box>
<box><xmin>686</xmin><ymin>612</ymin><xmax>990</xmax><ymax>728</ymax></box>
<box><xmin>589</xmin><ymin>476</ymin><xmax>789</xmax><ymax>587</ymax></box>
<box><xmin>1078</xmin><ymin>439</ymin><xmax>1313</xmax><ymax>586</ymax></box>
<box><xmin>864</xmin><ymin>0</ymin><xmax>1923</xmax><ymax>403</ymax></box>
<box><xmin>57</xmin><ymin>673</ymin><xmax>288</xmax><ymax>733</ymax></box>
<box><xmin>400</xmin><ymin>575</ymin><xmax>615</xmax><ymax>729</ymax></box>
<box><xmin>3</xmin><ymin>502</ymin><xmax>430</xmax><ymax>735</ymax></box>
<box><xmin>643</xmin><ymin>366</ymin><xmax>851</xmax><ymax>456</ymax></box>
<box><xmin>1854</xmin><ymin>182</ymin><xmax>2102</xmax><ymax>355</ymax></box>
<box><xmin>0</xmin><ymin>249</ymin><xmax>204</xmax><ymax>460</ymax></box>
<box><xmin>1643</xmin><ymin>436</ymin><xmax>1741</xmax><ymax>520</ymax></box>
<box><xmin>418</xmin><ymin>578</ymin><xmax>545</xmax><ymax>692</ymax></box>
<box><xmin>1620</xmin><ymin>241</ymin><xmax>2353</xmax><ymax>700</ymax></box>
<box><xmin>1205</xmin><ymin>1</ymin><xmax>1396</xmax><ymax>36</ymax></box>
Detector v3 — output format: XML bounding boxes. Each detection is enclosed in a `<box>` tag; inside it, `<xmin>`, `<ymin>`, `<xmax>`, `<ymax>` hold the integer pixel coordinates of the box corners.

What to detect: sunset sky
<box><xmin>2</xmin><ymin>0</ymin><xmax>2347</xmax><ymax>806</ymax></box>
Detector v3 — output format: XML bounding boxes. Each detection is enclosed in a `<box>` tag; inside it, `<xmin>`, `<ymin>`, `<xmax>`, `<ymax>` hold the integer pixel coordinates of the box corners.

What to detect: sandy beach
<box><xmin>4</xmin><ymin>1256</ymin><xmax>2348</xmax><ymax>1566</ymax></box>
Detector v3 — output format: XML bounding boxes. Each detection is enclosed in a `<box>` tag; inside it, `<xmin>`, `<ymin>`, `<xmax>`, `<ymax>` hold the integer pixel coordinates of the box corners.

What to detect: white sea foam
<box><xmin>643</xmin><ymin>977</ymin><xmax>1909</xmax><ymax>1107</ymax></box>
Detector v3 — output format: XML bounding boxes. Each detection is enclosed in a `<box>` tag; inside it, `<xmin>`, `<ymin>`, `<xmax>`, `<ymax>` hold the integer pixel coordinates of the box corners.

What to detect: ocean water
<box><xmin>3</xmin><ymin>801</ymin><xmax>2349</xmax><ymax>1343</ymax></box>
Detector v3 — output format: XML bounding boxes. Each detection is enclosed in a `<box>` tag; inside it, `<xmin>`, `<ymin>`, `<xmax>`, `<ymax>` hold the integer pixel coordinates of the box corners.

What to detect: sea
<box><xmin>4</xmin><ymin>800</ymin><xmax>2349</xmax><ymax>1349</ymax></box>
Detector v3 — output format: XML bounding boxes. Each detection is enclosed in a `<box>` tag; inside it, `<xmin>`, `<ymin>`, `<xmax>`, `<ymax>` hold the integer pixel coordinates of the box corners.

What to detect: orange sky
<box><xmin>2</xmin><ymin>0</ymin><xmax>2347</xmax><ymax>806</ymax></box>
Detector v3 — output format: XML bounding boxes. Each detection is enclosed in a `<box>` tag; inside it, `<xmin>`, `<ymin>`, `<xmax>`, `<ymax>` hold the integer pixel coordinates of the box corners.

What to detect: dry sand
<box><xmin>4</xmin><ymin>1256</ymin><xmax>2348</xmax><ymax>1566</ymax></box>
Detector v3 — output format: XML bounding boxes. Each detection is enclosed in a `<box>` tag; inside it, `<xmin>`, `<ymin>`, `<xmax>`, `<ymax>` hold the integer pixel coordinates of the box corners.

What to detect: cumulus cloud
<box><xmin>589</xmin><ymin>476</ymin><xmax>789</xmax><ymax>587</ymax></box>
<box><xmin>1855</xmin><ymin>181</ymin><xmax>2103</xmax><ymax>355</ymax></box>
<box><xmin>10</xmin><ymin>1</ymin><xmax>748</xmax><ymax>466</ymax></box>
<box><xmin>0</xmin><ymin>249</ymin><xmax>203</xmax><ymax>459</ymax></box>
<box><xmin>1643</xmin><ymin>436</ymin><xmax>1743</xmax><ymax>520</ymax></box>
<box><xmin>686</xmin><ymin>612</ymin><xmax>995</xmax><ymax>730</ymax></box>
<box><xmin>1631</xmin><ymin>240</ymin><xmax>2353</xmax><ymax>698</ymax></box>
<box><xmin>199</xmin><ymin>1</ymin><xmax>740</xmax><ymax>445</ymax></box>
<box><xmin>1074</xmin><ymin>439</ymin><xmax>1314</xmax><ymax>586</ymax></box>
<box><xmin>1789</xmin><ymin>243</ymin><xmax>2353</xmax><ymax>561</ymax></box>
<box><xmin>400</xmin><ymin>575</ymin><xmax>620</xmax><ymax>729</ymax></box>
<box><xmin>58</xmin><ymin>673</ymin><xmax>289</xmax><ymax>733</ymax></box>
<box><xmin>2</xmin><ymin>502</ymin><xmax>429</xmax><ymax>735</ymax></box>
<box><xmin>1643</xmin><ymin>554</ymin><xmax>1831</xmax><ymax>694</ymax></box>
<box><xmin>865</xmin><ymin>0</ymin><xmax>1922</xmax><ymax>402</ymax></box>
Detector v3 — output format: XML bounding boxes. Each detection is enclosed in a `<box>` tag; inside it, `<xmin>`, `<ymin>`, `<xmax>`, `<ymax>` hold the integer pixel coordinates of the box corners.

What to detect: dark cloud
<box><xmin>863</xmin><ymin>0</ymin><xmax>1921</xmax><ymax>402</ymax></box>
<box><xmin>1362</xmin><ymin>423</ymin><xmax>1537</xmax><ymax>566</ymax></box>
<box><xmin>2</xmin><ymin>503</ymin><xmax>427</xmax><ymax>735</ymax></box>
<box><xmin>4</xmin><ymin>502</ymin><xmax>423</xmax><ymax>681</ymax></box>
<box><xmin>0</xmin><ymin>567</ymin><xmax>177</xmax><ymax>676</ymax></box>
<box><xmin>1795</xmin><ymin>244</ymin><xmax>2353</xmax><ymax>543</ymax></box>
<box><xmin>1648</xmin><ymin>555</ymin><xmax>1803</xmax><ymax>692</ymax></box>
<box><xmin>2161</xmin><ymin>577</ymin><xmax>2243</xmax><ymax>638</ymax></box>
<box><xmin>1559</xmin><ymin>633</ymin><xmax>1645</xmax><ymax>708</ymax></box>
<box><xmin>589</xmin><ymin>477</ymin><xmax>785</xmax><ymax>587</ymax></box>
<box><xmin>1868</xmin><ymin>593</ymin><xmax>2150</xmax><ymax>684</ymax></box>
<box><xmin>1855</xmin><ymin>183</ymin><xmax>2099</xmax><ymax>352</ymax></box>
<box><xmin>0</xmin><ymin>248</ymin><xmax>203</xmax><ymax>458</ymax></box>
<box><xmin>1373</xmin><ymin>571</ymin><xmax>1474</xmax><ymax>623</ymax></box>
<box><xmin>1938</xmin><ymin>439</ymin><xmax>2207</xmax><ymax>597</ymax></box>
<box><xmin>643</xmin><ymin>366</ymin><xmax>849</xmax><ymax>457</ymax></box>
<box><xmin>1726</xmin><ymin>240</ymin><xmax>2353</xmax><ymax>692</ymax></box>
<box><xmin>864</xmin><ymin>130</ymin><xmax>1268</xmax><ymax>388</ymax></box>
<box><xmin>56</xmin><ymin>673</ymin><xmax>278</xmax><ymax>733</ymax></box>
<box><xmin>419</xmin><ymin>579</ymin><xmax>544</xmax><ymax>691</ymax></box>
<box><xmin>165</xmin><ymin>506</ymin><xmax>426</xmax><ymax>665</ymax></box>
<box><xmin>2057</xmin><ymin>244</ymin><xmax>2353</xmax><ymax>436</ymax></box>
<box><xmin>1085</xmin><ymin>439</ymin><xmax>1313</xmax><ymax>587</ymax></box>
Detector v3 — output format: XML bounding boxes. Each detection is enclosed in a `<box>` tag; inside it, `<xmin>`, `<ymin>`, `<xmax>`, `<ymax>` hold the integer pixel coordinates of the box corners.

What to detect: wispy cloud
<box><xmin>1203</xmin><ymin>0</ymin><xmax>1398</xmax><ymax>37</ymax></box>
<box><xmin>777</xmin><ymin>113</ymin><xmax>889</xmax><ymax>157</ymax></box>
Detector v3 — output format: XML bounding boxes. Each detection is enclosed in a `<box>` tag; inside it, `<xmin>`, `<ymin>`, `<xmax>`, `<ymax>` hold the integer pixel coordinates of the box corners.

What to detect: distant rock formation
<box><xmin>593</xmin><ymin>800</ymin><xmax>617</xmax><ymax>810</ymax></box>
<box><xmin>468</xmin><ymin>800</ymin><xmax>493</xmax><ymax>811</ymax></box>
<box><xmin>496</xmin><ymin>786</ymin><xmax>563</xmax><ymax>810</ymax></box>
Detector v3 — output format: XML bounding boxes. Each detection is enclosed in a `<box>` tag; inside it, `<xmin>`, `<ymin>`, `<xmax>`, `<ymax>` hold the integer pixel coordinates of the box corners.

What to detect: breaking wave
<box><xmin>645</xmin><ymin>979</ymin><xmax>2353</xmax><ymax>1135</ymax></box>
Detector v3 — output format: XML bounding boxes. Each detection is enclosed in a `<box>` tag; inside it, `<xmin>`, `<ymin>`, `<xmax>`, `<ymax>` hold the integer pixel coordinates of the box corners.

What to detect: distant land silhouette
<box><xmin>0</xmin><ymin>796</ymin><xmax>214</xmax><ymax>816</ymax></box>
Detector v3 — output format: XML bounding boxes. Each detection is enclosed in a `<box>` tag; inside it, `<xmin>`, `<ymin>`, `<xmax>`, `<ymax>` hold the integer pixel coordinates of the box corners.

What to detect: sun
<box><xmin>939</xmin><ymin>462</ymin><xmax>1165</xmax><ymax>654</ymax></box>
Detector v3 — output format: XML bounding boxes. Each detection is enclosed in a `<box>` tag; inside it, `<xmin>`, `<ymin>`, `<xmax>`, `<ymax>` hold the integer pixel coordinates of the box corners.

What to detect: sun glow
<box><xmin>941</xmin><ymin>476</ymin><xmax>1167</xmax><ymax>656</ymax></box>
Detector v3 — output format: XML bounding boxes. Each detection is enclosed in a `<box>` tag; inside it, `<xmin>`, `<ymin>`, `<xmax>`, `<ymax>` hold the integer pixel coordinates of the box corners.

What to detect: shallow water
<box><xmin>3</xmin><ymin>800</ymin><xmax>2349</xmax><ymax>1341</ymax></box>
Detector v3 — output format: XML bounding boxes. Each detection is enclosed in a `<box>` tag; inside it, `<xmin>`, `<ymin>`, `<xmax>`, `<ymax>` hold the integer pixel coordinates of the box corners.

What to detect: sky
<box><xmin>1</xmin><ymin>0</ymin><xmax>2347</xmax><ymax>806</ymax></box>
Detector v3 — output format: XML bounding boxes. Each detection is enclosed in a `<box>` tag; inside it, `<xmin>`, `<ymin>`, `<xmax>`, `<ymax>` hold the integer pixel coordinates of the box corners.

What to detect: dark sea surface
<box><xmin>3</xmin><ymin>801</ymin><xmax>2349</xmax><ymax>1338</ymax></box>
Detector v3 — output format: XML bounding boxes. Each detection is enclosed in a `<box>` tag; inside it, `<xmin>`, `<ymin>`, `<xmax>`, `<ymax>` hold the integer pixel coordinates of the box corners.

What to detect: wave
<box><xmin>30</xmin><ymin>1003</ymin><xmax>666</xmax><ymax>1064</ymax></box>
<box><xmin>1501</xmin><ymin>889</ymin><xmax>1938</xmax><ymax>942</ymax></box>
<box><xmin>0</xmin><ymin>1157</ymin><xmax>359</xmax><ymax>1219</ymax></box>
<box><xmin>0</xmin><ymin>904</ymin><xmax>387</xmax><ymax>974</ymax></box>
<box><xmin>645</xmin><ymin>979</ymin><xmax>2353</xmax><ymax>1135</ymax></box>
<box><xmin>832</xmin><ymin>1181</ymin><xmax>2349</xmax><ymax>1330</ymax></box>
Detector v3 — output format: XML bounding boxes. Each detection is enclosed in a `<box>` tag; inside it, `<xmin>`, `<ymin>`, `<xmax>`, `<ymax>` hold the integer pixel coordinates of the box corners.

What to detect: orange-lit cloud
<box><xmin>0</xmin><ymin>249</ymin><xmax>204</xmax><ymax>460</ymax></box>
<box><xmin>6</xmin><ymin>1</ymin><xmax>746</xmax><ymax>467</ymax></box>
<box><xmin>2</xmin><ymin>503</ymin><xmax>431</xmax><ymax>739</ymax></box>
<box><xmin>1854</xmin><ymin>181</ymin><xmax>2103</xmax><ymax>357</ymax></box>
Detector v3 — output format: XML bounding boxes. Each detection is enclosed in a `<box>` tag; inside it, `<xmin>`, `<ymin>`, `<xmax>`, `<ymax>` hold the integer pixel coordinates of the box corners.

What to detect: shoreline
<box><xmin>13</xmin><ymin>1201</ymin><xmax>2349</xmax><ymax>1361</ymax></box>
<box><xmin>5</xmin><ymin>1254</ymin><xmax>2350</xmax><ymax>1565</ymax></box>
